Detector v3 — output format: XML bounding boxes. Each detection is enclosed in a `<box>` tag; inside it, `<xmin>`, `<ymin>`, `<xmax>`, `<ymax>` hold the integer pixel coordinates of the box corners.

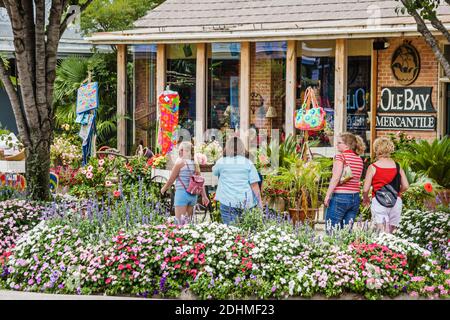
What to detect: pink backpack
<box><xmin>178</xmin><ymin>162</ymin><xmax>205</xmax><ymax>195</ymax></box>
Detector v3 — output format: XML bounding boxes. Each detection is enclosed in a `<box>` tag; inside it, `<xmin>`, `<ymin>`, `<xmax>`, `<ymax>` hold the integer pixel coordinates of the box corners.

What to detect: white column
<box><xmin>285</xmin><ymin>40</ymin><xmax>297</xmax><ymax>137</ymax></box>
<box><xmin>196</xmin><ymin>43</ymin><xmax>206</xmax><ymax>144</ymax></box>
<box><xmin>117</xmin><ymin>44</ymin><xmax>127</xmax><ymax>155</ymax></box>
<box><xmin>334</xmin><ymin>39</ymin><xmax>348</xmax><ymax>146</ymax></box>
<box><xmin>240</xmin><ymin>42</ymin><xmax>251</xmax><ymax>147</ymax></box>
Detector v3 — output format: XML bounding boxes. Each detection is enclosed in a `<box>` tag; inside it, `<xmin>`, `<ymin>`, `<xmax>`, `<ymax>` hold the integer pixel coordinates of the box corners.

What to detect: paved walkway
<box><xmin>0</xmin><ymin>290</ymin><xmax>143</xmax><ymax>300</ymax></box>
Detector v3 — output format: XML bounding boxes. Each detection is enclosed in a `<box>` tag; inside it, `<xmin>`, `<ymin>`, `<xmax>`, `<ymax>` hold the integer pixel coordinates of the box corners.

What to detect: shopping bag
<box><xmin>295</xmin><ymin>87</ymin><xmax>326</xmax><ymax>131</ymax></box>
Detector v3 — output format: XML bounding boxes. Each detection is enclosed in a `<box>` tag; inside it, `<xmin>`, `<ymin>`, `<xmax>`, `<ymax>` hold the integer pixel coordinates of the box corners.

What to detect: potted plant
<box><xmin>271</xmin><ymin>155</ymin><xmax>322</xmax><ymax>226</ymax></box>
<box><xmin>194</xmin><ymin>140</ymin><xmax>223</xmax><ymax>171</ymax></box>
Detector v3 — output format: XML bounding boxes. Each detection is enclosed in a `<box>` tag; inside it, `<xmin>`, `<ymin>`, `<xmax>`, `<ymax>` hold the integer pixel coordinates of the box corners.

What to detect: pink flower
<box><xmin>424</xmin><ymin>286</ymin><xmax>435</xmax><ymax>292</ymax></box>
<box><xmin>98</xmin><ymin>159</ymin><xmax>105</xmax><ymax>166</ymax></box>
<box><xmin>87</xmin><ymin>165</ymin><xmax>93</xmax><ymax>172</ymax></box>
<box><xmin>105</xmin><ymin>180</ymin><xmax>113</xmax><ymax>187</ymax></box>
<box><xmin>86</xmin><ymin>172</ymin><xmax>93</xmax><ymax>179</ymax></box>
<box><xmin>409</xmin><ymin>291</ymin><xmax>419</xmax><ymax>297</ymax></box>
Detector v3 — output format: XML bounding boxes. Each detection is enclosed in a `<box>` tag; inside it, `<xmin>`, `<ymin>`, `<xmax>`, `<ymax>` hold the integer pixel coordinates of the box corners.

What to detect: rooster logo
<box><xmin>391</xmin><ymin>41</ymin><xmax>420</xmax><ymax>85</ymax></box>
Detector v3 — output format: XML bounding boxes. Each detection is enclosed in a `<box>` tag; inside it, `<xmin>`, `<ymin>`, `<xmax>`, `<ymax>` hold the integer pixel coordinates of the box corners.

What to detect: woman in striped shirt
<box><xmin>324</xmin><ymin>132</ymin><xmax>366</xmax><ymax>231</ymax></box>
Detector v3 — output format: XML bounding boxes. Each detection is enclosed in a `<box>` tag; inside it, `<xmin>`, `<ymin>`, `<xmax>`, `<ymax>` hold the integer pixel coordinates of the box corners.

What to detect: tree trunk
<box><xmin>0</xmin><ymin>1</ymin><xmax>94</xmax><ymax>201</ymax></box>
<box><xmin>26</xmin><ymin>131</ymin><xmax>52</xmax><ymax>200</ymax></box>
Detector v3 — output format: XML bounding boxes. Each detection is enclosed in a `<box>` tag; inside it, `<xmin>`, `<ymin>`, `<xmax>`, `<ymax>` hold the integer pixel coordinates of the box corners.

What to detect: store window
<box><xmin>166</xmin><ymin>44</ymin><xmax>197</xmax><ymax>136</ymax></box>
<box><xmin>347</xmin><ymin>39</ymin><xmax>372</xmax><ymax>153</ymax></box>
<box><xmin>207</xmin><ymin>43</ymin><xmax>240</xmax><ymax>132</ymax></box>
<box><xmin>250</xmin><ymin>41</ymin><xmax>286</xmax><ymax>141</ymax></box>
<box><xmin>297</xmin><ymin>40</ymin><xmax>335</xmax><ymax>147</ymax></box>
<box><xmin>131</xmin><ymin>44</ymin><xmax>157</xmax><ymax>152</ymax></box>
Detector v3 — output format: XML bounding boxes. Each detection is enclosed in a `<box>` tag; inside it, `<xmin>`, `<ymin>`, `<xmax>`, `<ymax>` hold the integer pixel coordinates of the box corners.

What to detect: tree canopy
<box><xmin>80</xmin><ymin>0</ymin><xmax>164</xmax><ymax>35</ymax></box>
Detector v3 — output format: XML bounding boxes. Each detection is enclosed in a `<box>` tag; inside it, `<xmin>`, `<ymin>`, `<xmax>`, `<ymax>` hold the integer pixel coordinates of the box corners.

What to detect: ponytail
<box><xmin>354</xmin><ymin>135</ymin><xmax>366</xmax><ymax>155</ymax></box>
<box><xmin>340</xmin><ymin>132</ymin><xmax>366</xmax><ymax>155</ymax></box>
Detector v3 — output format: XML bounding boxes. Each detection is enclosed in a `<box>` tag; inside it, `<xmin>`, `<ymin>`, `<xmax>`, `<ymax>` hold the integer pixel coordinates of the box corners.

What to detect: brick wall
<box><xmin>376</xmin><ymin>37</ymin><xmax>438</xmax><ymax>141</ymax></box>
<box><xmin>249</xmin><ymin>43</ymin><xmax>286</xmax><ymax>133</ymax></box>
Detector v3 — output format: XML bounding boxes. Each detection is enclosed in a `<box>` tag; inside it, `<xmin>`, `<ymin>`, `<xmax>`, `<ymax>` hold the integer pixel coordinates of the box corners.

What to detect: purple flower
<box><xmin>272</xmin><ymin>286</ymin><xmax>277</xmax><ymax>293</ymax></box>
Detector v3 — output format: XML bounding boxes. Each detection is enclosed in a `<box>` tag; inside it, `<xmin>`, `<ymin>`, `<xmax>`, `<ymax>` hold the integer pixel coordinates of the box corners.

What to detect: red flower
<box><xmin>105</xmin><ymin>278</ymin><xmax>112</xmax><ymax>284</ymax></box>
<box><xmin>113</xmin><ymin>190</ymin><xmax>121</xmax><ymax>198</ymax></box>
<box><xmin>118</xmin><ymin>264</ymin><xmax>125</xmax><ymax>270</ymax></box>
<box><xmin>424</xmin><ymin>183</ymin><xmax>433</xmax><ymax>193</ymax></box>
<box><xmin>126</xmin><ymin>264</ymin><xmax>132</xmax><ymax>270</ymax></box>
<box><xmin>174</xmin><ymin>264</ymin><xmax>181</xmax><ymax>269</ymax></box>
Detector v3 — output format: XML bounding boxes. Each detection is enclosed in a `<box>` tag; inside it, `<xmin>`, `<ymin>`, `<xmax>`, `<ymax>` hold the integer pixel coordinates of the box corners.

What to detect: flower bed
<box><xmin>0</xmin><ymin>200</ymin><xmax>45</xmax><ymax>258</ymax></box>
<box><xmin>396</xmin><ymin>209</ymin><xmax>449</xmax><ymax>267</ymax></box>
<box><xmin>1</xmin><ymin>212</ymin><xmax>449</xmax><ymax>299</ymax></box>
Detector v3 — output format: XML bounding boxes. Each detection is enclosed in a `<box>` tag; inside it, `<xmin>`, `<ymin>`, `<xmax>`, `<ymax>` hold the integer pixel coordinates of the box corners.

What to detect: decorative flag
<box><xmin>76</xmin><ymin>82</ymin><xmax>99</xmax><ymax>114</ymax></box>
<box><xmin>158</xmin><ymin>90</ymin><xmax>180</xmax><ymax>155</ymax></box>
<box><xmin>76</xmin><ymin>82</ymin><xmax>99</xmax><ymax>165</ymax></box>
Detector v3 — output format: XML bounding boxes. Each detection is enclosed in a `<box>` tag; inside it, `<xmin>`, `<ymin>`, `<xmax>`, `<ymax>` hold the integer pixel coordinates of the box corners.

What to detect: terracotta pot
<box><xmin>288</xmin><ymin>208</ymin><xmax>319</xmax><ymax>227</ymax></box>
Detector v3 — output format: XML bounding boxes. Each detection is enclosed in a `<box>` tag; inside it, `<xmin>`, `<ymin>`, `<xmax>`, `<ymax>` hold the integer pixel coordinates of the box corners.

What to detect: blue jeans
<box><xmin>220</xmin><ymin>203</ymin><xmax>244</xmax><ymax>225</ymax></box>
<box><xmin>325</xmin><ymin>193</ymin><xmax>360</xmax><ymax>231</ymax></box>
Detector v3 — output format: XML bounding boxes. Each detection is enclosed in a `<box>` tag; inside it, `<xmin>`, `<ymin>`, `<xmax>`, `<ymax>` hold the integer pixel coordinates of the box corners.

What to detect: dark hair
<box><xmin>225</xmin><ymin>136</ymin><xmax>246</xmax><ymax>157</ymax></box>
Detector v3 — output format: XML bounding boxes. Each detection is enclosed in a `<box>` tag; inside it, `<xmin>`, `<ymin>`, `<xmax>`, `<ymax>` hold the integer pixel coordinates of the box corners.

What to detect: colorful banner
<box><xmin>158</xmin><ymin>90</ymin><xmax>180</xmax><ymax>155</ymax></box>
<box><xmin>76</xmin><ymin>81</ymin><xmax>99</xmax><ymax>165</ymax></box>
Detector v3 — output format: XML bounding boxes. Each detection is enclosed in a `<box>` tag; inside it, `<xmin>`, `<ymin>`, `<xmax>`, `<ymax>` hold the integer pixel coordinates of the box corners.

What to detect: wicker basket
<box><xmin>5</xmin><ymin>149</ymin><xmax>25</xmax><ymax>161</ymax></box>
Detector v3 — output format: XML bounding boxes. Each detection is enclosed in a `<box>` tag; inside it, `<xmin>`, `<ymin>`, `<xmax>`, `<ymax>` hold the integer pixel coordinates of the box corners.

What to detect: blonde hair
<box><xmin>339</xmin><ymin>132</ymin><xmax>366</xmax><ymax>155</ymax></box>
<box><xmin>224</xmin><ymin>136</ymin><xmax>246</xmax><ymax>157</ymax></box>
<box><xmin>373</xmin><ymin>137</ymin><xmax>395</xmax><ymax>159</ymax></box>
<box><xmin>178</xmin><ymin>141</ymin><xmax>193</xmax><ymax>158</ymax></box>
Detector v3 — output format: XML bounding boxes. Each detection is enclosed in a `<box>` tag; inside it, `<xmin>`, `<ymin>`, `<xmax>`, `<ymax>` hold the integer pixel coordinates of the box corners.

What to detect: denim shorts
<box><xmin>174</xmin><ymin>188</ymin><xmax>198</xmax><ymax>207</ymax></box>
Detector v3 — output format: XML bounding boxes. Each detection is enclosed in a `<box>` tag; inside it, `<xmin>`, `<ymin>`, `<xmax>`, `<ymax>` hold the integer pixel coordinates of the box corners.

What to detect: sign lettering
<box><xmin>377</xmin><ymin>87</ymin><xmax>435</xmax><ymax>113</ymax></box>
<box><xmin>376</xmin><ymin>115</ymin><xmax>436</xmax><ymax>130</ymax></box>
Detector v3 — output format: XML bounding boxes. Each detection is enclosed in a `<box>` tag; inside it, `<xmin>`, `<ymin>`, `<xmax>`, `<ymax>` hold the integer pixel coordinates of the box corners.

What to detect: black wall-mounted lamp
<box><xmin>373</xmin><ymin>39</ymin><xmax>390</xmax><ymax>51</ymax></box>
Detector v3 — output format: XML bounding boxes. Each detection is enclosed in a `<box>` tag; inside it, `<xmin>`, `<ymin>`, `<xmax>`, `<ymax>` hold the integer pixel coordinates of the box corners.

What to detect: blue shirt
<box><xmin>212</xmin><ymin>156</ymin><xmax>261</xmax><ymax>208</ymax></box>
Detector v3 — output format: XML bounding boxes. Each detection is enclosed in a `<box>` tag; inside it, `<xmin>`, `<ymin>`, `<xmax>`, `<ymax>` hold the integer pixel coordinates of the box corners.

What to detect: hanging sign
<box><xmin>376</xmin><ymin>115</ymin><xmax>436</xmax><ymax>130</ymax></box>
<box><xmin>377</xmin><ymin>87</ymin><xmax>435</xmax><ymax>113</ymax></box>
<box><xmin>391</xmin><ymin>41</ymin><xmax>421</xmax><ymax>85</ymax></box>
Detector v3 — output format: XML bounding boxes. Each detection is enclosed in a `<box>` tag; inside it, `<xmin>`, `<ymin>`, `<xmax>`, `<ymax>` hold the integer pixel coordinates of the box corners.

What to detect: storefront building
<box><xmin>87</xmin><ymin>0</ymin><xmax>450</xmax><ymax>156</ymax></box>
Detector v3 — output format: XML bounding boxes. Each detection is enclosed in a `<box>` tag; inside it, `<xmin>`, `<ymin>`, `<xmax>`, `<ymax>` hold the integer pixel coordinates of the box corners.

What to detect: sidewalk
<box><xmin>0</xmin><ymin>290</ymin><xmax>144</xmax><ymax>300</ymax></box>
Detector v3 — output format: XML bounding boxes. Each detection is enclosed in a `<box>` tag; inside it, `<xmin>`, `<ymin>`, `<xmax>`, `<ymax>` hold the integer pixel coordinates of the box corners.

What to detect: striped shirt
<box><xmin>334</xmin><ymin>150</ymin><xmax>363</xmax><ymax>193</ymax></box>
<box><xmin>175</xmin><ymin>159</ymin><xmax>195</xmax><ymax>190</ymax></box>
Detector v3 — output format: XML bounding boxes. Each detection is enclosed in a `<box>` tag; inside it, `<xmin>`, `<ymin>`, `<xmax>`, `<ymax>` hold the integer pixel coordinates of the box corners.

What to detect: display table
<box><xmin>0</xmin><ymin>160</ymin><xmax>26</xmax><ymax>173</ymax></box>
<box><xmin>152</xmin><ymin>168</ymin><xmax>218</xmax><ymax>187</ymax></box>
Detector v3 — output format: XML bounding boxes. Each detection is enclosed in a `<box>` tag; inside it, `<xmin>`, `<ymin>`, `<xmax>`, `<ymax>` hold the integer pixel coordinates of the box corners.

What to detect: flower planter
<box><xmin>288</xmin><ymin>208</ymin><xmax>319</xmax><ymax>227</ymax></box>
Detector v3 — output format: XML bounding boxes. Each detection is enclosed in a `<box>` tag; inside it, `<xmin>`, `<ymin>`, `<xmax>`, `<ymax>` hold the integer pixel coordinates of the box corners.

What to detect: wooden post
<box><xmin>334</xmin><ymin>39</ymin><xmax>347</xmax><ymax>147</ymax></box>
<box><xmin>156</xmin><ymin>44</ymin><xmax>166</xmax><ymax>102</ymax></box>
<box><xmin>155</xmin><ymin>44</ymin><xmax>166</xmax><ymax>152</ymax></box>
<box><xmin>285</xmin><ymin>40</ymin><xmax>297</xmax><ymax>137</ymax></box>
<box><xmin>240</xmin><ymin>42</ymin><xmax>251</xmax><ymax>147</ymax></box>
<box><xmin>196</xmin><ymin>43</ymin><xmax>206</xmax><ymax>145</ymax></box>
<box><xmin>117</xmin><ymin>44</ymin><xmax>127</xmax><ymax>155</ymax></box>
<box><xmin>370</xmin><ymin>42</ymin><xmax>378</xmax><ymax>158</ymax></box>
